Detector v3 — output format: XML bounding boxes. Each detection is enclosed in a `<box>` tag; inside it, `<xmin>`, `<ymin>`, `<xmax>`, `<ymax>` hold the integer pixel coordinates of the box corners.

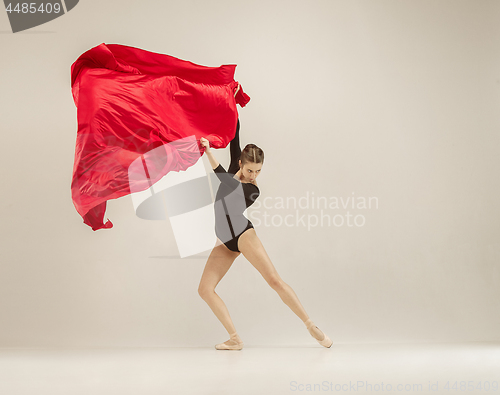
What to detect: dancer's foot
<box><xmin>304</xmin><ymin>318</ymin><xmax>333</xmax><ymax>348</ymax></box>
<box><xmin>215</xmin><ymin>332</ymin><xmax>244</xmax><ymax>350</ymax></box>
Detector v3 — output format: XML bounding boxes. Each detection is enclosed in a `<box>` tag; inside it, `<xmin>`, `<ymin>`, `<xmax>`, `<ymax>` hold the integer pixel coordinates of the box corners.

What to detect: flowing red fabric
<box><xmin>70</xmin><ymin>43</ymin><xmax>250</xmax><ymax>231</ymax></box>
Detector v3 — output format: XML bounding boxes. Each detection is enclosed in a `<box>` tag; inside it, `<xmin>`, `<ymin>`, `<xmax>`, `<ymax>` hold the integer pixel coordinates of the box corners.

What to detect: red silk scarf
<box><xmin>70</xmin><ymin>43</ymin><xmax>250</xmax><ymax>230</ymax></box>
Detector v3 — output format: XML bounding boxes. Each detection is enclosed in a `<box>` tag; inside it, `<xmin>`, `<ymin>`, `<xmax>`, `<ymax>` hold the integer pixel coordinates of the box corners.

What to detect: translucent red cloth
<box><xmin>70</xmin><ymin>43</ymin><xmax>250</xmax><ymax>230</ymax></box>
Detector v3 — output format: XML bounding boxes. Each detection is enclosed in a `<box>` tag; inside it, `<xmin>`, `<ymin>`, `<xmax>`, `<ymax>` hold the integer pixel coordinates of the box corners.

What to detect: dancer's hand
<box><xmin>234</xmin><ymin>83</ymin><xmax>240</xmax><ymax>97</ymax></box>
<box><xmin>200</xmin><ymin>137</ymin><xmax>211</xmax><ymax>153</ymax></box>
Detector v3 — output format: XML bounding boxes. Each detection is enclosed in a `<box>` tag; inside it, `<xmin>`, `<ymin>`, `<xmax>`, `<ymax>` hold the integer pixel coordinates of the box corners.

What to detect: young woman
<box><xmin>198</xmin><ymin>120</ymin><xmax>333</xmax><ymax>350</ymax></box>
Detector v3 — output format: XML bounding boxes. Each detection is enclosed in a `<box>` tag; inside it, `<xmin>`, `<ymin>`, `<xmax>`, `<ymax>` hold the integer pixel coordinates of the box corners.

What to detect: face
<box><xmin>239</xmin><ymin>161</ymin><xmax>262</xmax><ymax>182</ymax></box>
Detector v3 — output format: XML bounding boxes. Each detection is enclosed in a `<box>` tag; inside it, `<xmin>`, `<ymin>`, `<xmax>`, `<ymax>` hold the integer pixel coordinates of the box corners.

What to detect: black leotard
<box><xmin>213</xmin><ymin>119</ymin><xmax>260</xmax><ymax>252</ymax></box>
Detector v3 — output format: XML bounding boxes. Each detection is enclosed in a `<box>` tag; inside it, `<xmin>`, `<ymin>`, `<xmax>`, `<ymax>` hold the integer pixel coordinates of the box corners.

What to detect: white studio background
<box><xmin>0</xmin><ymin>0</ymin><xmax>499</xmax><ymax>348</ymax></box>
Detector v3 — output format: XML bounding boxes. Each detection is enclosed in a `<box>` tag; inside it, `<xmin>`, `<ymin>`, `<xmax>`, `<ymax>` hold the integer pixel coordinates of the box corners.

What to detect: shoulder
<box><xmin>240</xmin><ymin>178</ymin><xmax>258</xmax><ymax>188</ymax></box>
<box><xmin>244</xmin><ymin>181</ymin><xmax>259</xmax><ymax>189</ymax></box>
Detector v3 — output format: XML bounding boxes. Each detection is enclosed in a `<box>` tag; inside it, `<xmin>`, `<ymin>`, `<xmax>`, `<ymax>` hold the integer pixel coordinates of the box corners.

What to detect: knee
<box><xmin>268</xmin><ymin>276</ymin><xmax>285</xmax><ymax>291</ymax></box>
<box><xmin>198</xmin><ymin>285</ymin><xmax>214</xmax><ymax>300</ymax></box>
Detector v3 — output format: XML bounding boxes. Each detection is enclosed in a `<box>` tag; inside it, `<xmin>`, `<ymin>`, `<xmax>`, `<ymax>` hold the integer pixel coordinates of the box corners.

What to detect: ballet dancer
<box><xmin>198</xmin><ymin>119</ymin><xmax>333</xmax><ymax>350</ymax></box>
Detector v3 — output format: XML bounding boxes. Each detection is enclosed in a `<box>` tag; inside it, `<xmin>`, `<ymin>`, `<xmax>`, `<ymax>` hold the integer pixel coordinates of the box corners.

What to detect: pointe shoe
<box><xmin>215</xmin><ymin>332</ymin><xmax>244</xmax><ymax>350</ymax></box>
<box><xmin>305</xmin><ymin>318</ymin><xmax>333</xmax><ymax>348</ymax></box>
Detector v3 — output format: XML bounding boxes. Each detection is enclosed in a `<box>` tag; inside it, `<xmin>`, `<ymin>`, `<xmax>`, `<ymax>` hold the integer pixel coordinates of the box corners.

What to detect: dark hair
<box><xmin>240</xmin><ymin>144</ymin><xmax>264</xmax><ymax>166</ymax></box>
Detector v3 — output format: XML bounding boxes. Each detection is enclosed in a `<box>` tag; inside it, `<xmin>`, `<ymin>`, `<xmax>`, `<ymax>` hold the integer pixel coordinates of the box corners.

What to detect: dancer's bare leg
<box><xmin>198</xmin><ymin>240</ymin><xmax>243</xmax><ymax>345</ymax></box>
<box><xmin>238</xmin><ymin>229</ymin><xmax>327</xmax><ymax>342</ymax></box>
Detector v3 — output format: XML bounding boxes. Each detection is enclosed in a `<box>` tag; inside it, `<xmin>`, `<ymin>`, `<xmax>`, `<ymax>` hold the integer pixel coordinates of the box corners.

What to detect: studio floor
<box><xmin>0</xmin><ymin>342</ymin><xmax>498</xmax><ymax>395</ymax></box>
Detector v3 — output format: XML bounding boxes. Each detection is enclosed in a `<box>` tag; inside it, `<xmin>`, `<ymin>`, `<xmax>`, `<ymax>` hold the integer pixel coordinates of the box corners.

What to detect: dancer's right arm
<box><xmin>200</xmin><ymin>138</ymin><xmax>220</xmax><ymax>170</ymax></box>
<box><xmin>200</xmin><ymin>137</ymin><xmax>243</xmax><ymax>190</ymax></box>
<box><xmin>201</xmin><ymin>128</ymin><xmax>252</xmax><ymax>192</ymax></box>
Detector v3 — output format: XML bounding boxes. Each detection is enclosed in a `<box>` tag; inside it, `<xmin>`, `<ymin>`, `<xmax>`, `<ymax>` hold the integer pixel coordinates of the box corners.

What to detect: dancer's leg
<box><xmin>198</xmin><ymin>241</ymin><xmax>243</xmax><ymax>343</ymax></box>
<box><xmin>238</xmin><ymin>229</ymin><xmax>327</xmax><ymax>342</ymax></box>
